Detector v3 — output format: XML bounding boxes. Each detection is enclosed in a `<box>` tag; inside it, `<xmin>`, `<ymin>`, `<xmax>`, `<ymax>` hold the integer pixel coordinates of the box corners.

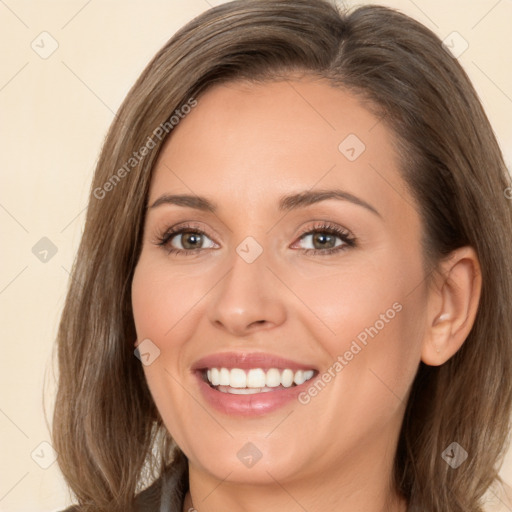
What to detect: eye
<box><xmin>154</xmin><ymin>221</ymin><xmax>356</xmax><ymax>257</ymax></box>
<box><xmin>293</xmin><ymin>222</ymin><xmax>356</xmax><ymax>255</ymax></box>
<box><xmin>155</xmin><ymin>223</ymin><xmax>217</xmax><ymax>255</ymax></box>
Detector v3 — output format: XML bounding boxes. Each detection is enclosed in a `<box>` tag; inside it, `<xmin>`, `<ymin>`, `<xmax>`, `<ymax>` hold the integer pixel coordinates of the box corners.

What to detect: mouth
<box><xmin>191</xmin><ymin>352</ymin><xmax>320</xmax><ymax>415</ymax></box>
<box><xmin>200</xmin><ymin>367</ymin><xmax>317</xmax><ymax>395</ymax></box>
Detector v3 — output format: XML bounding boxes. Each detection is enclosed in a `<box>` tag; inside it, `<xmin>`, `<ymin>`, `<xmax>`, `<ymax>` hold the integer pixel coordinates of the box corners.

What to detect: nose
<box><xmin>207</xmin><ymin>247</ymin><xmax>287</xmax><ymax>337</ymax></box>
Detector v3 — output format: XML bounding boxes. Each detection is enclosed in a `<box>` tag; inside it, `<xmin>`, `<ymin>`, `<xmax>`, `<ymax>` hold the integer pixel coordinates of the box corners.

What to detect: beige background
<box><xmin>0</xmin><ymin>0</ymin><xmax>511</xmax><ymax>510</ymax></box>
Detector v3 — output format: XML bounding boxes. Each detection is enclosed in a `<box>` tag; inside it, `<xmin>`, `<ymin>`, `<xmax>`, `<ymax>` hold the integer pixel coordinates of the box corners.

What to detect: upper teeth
<box><xmin>205</xmin><ymin>368</ymin><xmax>315</xmax><ymax>388</ymax></box>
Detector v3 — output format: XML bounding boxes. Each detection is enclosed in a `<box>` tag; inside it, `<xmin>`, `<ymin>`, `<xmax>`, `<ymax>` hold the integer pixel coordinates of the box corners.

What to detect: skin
<box><xmin>131</xmin><ymin>76</ymin><xmax>481</xmax><ymax>512</ymax></box>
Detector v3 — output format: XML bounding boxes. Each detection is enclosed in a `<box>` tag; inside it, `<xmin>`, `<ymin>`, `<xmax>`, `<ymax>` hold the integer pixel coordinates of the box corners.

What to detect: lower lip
<box><xmin>195</xmin><ymin>372</ymin><xmax>315</xmax><ymax>416</ymax></box>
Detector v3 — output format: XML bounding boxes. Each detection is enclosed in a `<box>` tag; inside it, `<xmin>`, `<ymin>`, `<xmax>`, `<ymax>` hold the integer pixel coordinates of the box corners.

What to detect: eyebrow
<box><xmin>149</xmin><ymin>189</ymin><xmax>381</xmax><ymax>217</ymax></box>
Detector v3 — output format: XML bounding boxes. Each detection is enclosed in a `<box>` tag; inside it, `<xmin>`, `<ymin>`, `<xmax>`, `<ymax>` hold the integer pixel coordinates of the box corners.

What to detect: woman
<box><xmin>53</xmin><ymin>0</ymin><xmax>512</xmax><ymax>511</ymax></box>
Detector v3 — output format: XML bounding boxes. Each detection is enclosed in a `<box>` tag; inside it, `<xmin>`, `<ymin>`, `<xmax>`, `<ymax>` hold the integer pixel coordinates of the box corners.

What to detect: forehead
<box><xmin>148</xmin><ymin>77</ymin><xmax>414</xmax><ymax>221</ymax></box>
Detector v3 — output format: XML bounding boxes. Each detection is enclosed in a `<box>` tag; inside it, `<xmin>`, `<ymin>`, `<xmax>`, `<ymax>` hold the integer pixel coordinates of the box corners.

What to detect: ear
<box><xmin>421</xmin><ymin>246</ymin><xmax>482</xmax><ymax>366</ymax></box>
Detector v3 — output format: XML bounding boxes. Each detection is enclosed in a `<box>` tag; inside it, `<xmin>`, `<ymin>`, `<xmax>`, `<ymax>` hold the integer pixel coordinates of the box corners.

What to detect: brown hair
<box><xmin>52</xmin><ymin>1</ymin><xmax>512</xmax><ymax>510</ymax></box>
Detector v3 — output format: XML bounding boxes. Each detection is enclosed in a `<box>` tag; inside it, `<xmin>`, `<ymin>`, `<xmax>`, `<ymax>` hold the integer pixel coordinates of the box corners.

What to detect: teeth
<box><xmin>218</xmin><ymin>386</ymin><xmax>275</xmax><ymax>394</ymax></box>
<box><xmin>304</xmin><ymin>370</ymin><xmax>314</xmax><ymax>380</ymax></box>
<box><xmin>204</xmin><ymin>367</ymin><xmax>315</xmax><ymax>389</ymax></box>
<box><xmin>230</xmin><ymin>368</ymin><xmax>246</xmax><ymax>388</ymax></box>
<box><xmin>293</xmin><ymin>370</ymin><xmax>305</xmax><ymax>385</ymax></box>
<box><xmin>281</xmin><ymin>369</ymin><xmax>294</xmax><ymax>388</ymax></box>
<box><xmin>219</xmin><ymin>367</ymin><xmax>230</xmax><ymax>386</ymax></box>
<box><xmin>266</xmin><ymin>368</ymin><xmax>281</xmax><ymax>387</ymax></box>
<box><xmin>247</xmin><ymin>368</ymin><xmax>266</xmax><ymax>388</ymax></box>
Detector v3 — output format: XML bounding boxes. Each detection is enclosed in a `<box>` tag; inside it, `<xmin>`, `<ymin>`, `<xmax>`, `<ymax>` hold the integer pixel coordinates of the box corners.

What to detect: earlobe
<box><xmin>421</xmin><ymin>246</ymin><xmax>482</xmax><ymax>366</ymax></box>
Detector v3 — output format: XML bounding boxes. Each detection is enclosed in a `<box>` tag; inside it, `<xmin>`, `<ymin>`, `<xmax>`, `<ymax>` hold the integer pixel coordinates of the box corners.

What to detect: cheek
<box><xmin>290</xmin><ymin>252</ymin><xmax>420</xmax><ymax>343</ymax></box>
<box><xmin>289</xmin><ymin>252</ymin><xmax>426</xmax><ymax>405</ymax></box>
<box><xmin>131</xmin><ymin>259</ymin><xmax>191</xmax><ymax>404</ymax></box>
<box><xmin>131</xmin><ymin>256</ymin><xmax>213</xmax><ymax>342</ymax></box>
<box><xmin>131</xmin><ymin>259</ymin><xmax>200</xmax><ymax>448</ymax></box>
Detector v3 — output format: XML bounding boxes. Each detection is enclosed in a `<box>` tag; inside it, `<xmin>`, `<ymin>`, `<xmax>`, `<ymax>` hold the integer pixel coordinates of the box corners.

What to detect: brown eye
<box><xmin>176</xmin><ymin>231</ymin><xmax>205</xmax><ymax>250</ymax></box>
<box><xmin>310</xmin><ymin>232</ymin><xmax>339</xmax><ymax>250</ymax></box>
<box><xmin>298</xmin><ymin>231</ymin><xmax>345</xmax><ymax>251</ymax></box>
<box><xmin>156</xmin><ymin>224</ymin><xmax>217</xmax><ymax>256</ymax></box>
<box><xmin>292</xmin><ymin>223</ymin><xmax>356</xmax><ymax>255</ymax></box>
<box><xmin>166</xmin><ymin>230</ymin><xmax>216</xmax><ymax>252</ymax></box>
<box><xmin>297</xmin><ymin>230</ymin><xmax>353</xmax><ymax>251</ymax></box>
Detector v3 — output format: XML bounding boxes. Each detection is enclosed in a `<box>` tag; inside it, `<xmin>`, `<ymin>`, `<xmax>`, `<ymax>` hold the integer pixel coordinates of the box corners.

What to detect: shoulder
<box><xmin>136</xmin><ymin>451</ymin><xmax>188</xmax><ymax>511</ymax></box>
<box><xmin>56</xmin><ymin>451</ymin><xmax>189</xmax><ymax>512</ymax></box>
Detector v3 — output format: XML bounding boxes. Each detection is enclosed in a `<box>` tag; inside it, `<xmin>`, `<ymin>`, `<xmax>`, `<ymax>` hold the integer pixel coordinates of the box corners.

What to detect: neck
<box><xmin>182</xmin><ymin>431</ymin><xmax>408</xmax><ymax>512</ymax></box>
<box><xmin>183</xmin><ymin>487</ymin><xmax>407</xmax><ymax>512</ymax></box>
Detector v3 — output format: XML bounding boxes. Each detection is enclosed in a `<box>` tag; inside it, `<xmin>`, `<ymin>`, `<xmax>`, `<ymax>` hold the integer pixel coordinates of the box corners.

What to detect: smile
<box><xmin>192</xmin><ymin>352</ymin><xmax>320</xmax><ymax>415</ymax></box>
<box><xmin>203</xmin><ymin>367</ymin><xmax>316</xmax><ymax>394</ymax></box>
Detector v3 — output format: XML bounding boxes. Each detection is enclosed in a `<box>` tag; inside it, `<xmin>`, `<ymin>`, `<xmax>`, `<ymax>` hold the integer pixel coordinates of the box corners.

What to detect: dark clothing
<box><xmin>59</xmin><ymin>452</ymin><xmax>188</xmax><ymax>512</ymax></box>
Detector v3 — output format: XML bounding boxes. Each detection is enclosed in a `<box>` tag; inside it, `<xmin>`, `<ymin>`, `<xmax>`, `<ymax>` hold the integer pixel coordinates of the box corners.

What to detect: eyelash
<box><xmin>155</xmin><ymin>221</ymin><xmax>356</xmax><ymax>256</ymax></box>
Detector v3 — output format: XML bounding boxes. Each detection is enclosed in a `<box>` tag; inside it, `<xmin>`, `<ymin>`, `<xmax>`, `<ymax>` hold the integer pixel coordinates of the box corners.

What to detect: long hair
<box><xmin>52</xmin><ymin>1</ymin><xmax>512</xmax><ymax>510</ymax></box>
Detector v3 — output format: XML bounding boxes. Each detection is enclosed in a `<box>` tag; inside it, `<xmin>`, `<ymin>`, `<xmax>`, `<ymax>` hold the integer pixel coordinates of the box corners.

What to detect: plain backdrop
<box><xmin>0</xmin><ymin>0</ymin><xmax>511</xmax><ymax>510</ymax></box>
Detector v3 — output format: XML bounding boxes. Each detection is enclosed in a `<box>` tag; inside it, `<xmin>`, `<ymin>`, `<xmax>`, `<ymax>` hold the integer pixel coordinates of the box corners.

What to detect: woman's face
<box><xmin>131</xmin><ymin>77</ymin><xmax>429</xmax><ymax>488</ymax></box>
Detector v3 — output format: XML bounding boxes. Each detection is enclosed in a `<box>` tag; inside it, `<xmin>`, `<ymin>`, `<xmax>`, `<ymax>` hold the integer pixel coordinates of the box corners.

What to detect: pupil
<box><xmin>314</xmin><ymin>232</ymin><xmax>334</xmax><ymax>249</ymax></box>
<box><xmin>183</xmin><ymin>232</ymin><xmax>202</xmax><ymax>249</ymax></box>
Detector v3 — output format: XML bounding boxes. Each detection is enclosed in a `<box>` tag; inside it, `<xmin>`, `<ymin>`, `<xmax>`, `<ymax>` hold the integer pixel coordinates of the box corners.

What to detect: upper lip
<box><xmin>191</xmin><ymin>352</ymin><xmax>318</xmax><ymax>372</ymax></box>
